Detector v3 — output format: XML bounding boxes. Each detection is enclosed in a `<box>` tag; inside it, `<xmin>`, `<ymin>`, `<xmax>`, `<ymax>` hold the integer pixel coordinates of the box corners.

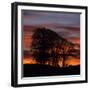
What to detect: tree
<box><xmin>30</xmin><ymin>28</ymin><xmax>60</xmax><ymax>66</ymax></box>
<box><xmin>30</xmin><ymin>27</ymin><xmax>76</xmax><ymax>68</ymax></box>
<box><xmin>60</xmin><ymin>41</ymin><xmax>74</xmax><ymax>67</ymax></box>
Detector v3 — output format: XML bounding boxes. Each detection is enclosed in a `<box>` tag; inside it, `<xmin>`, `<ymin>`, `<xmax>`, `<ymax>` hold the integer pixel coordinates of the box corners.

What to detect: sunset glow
<box><xmin>22</xmin><ymin>10</ymin><xmax>80</xmax><ymax>67</ymax></box>
<box><xmin>68</xmin><ymin>38</ymin><xmax>80</xmax><ymax>44</ymax></box>
<box><xmin>23</xmin><ymin>58</ymin><xmax>36</xmax><ymax>64</ymax></box>
<box><xmin>23</xmin><ymin>57</ymin><xmax>80</xmax><ymax>67</ymax></box>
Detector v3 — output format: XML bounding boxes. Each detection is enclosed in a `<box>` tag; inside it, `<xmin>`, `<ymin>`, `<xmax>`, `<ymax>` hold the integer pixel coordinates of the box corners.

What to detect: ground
<box><xmin>23</xmin><ymin>64</ymin><xmax>80</xmax><ymax>77</ymax></box>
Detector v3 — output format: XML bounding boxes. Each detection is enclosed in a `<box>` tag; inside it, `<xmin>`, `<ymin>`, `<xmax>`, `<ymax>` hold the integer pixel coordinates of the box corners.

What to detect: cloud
<box><xmin>22</xmin><ymin>10</ymin><xmax>80</xmax><ymax>27</ymax></box>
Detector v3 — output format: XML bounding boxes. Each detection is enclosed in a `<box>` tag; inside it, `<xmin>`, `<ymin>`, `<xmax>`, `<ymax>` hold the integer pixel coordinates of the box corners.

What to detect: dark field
<box><xmin>23</xmin><ymin>64</ymin><xmax>80</xmax><ymax>77</ymax></box>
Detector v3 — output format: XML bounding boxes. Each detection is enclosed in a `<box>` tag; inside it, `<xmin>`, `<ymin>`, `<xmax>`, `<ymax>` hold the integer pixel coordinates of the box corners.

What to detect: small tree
<box><xmin>59</xmin><ymin>40</ymin><xmax>74</xmax><ymax>67</ymax></box>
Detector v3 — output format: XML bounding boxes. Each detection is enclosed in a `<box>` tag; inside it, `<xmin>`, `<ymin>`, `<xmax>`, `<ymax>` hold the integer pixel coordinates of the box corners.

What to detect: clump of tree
<box><xmin>30</xmin><ymin>28</ymin><xmax>61</xmax><ymax>67</ymax></box>
<box><xmin>30</xmin><ymin>27</ymin><xmax>75</xmax><ymax>67</ymax></box>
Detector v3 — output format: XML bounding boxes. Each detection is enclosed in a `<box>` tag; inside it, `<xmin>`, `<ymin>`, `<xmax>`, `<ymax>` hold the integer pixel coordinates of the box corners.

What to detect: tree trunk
<box><xmin>62</xmin><ymin>56</ymin><xmax>66</xmax><ymax>67</ymax></box>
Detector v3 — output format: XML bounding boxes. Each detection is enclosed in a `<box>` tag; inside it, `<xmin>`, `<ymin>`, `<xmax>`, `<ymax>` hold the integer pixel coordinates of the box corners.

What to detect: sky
<box><xmin>22</xmin><ymin>10</ymin><xmax>80</xmax><ymax>50</ymax></box>
<box><xmin>22</xmin><ymin>10</ymin><xmax>80</xmax><ymax>66</ymax></box>
<box><xmin>22</xmin><ymin>10</ymin><xmax>80</xmax><ymax>27</ymax></box>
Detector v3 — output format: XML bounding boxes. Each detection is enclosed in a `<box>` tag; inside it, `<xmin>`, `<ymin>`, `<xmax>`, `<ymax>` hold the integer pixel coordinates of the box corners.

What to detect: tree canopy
<box><xmin>30</xmin><ymin>27</ymin><xmax>77</xmax><ymax>67</ymax></box>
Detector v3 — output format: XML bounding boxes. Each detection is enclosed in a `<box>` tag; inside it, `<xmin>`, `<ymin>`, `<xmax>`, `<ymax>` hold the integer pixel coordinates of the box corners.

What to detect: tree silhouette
<box><xmin>30</xmin><ymin>27</ymin><xmax>77</xmax><ymax>67</ymax></box>
<box><xmin>60</xmin><ymin>41</ymin><xmax>74</xmax><ymax>67</ymax></box>
<box><xmin>31</xmin><ymin>28</ymin><xmax>61</xmax><ymax>66</ymax></box>
<box><xmin>59</xmin><ymin>38</ymin><xmax>80</xmax><ymax>67</ymax></box>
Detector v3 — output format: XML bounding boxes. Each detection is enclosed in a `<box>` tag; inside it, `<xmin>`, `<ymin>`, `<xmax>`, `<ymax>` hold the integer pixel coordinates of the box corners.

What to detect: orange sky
<box><xmin>23</xmin><ymin>57</ymin><xmax>80</xmax><ymax>67</ymax></box>
<box><xmin>68</xmin><ymin>38</ymin><xmax>80</xmax><ymax>44</ymax></box>
<box><xmin>23</xmin><ymin>34</ymin><xmax>32</xmax><ymax>50</ymax></box>
<box><xmin>23</xmin><ymin>26</ymin><xmax>80</xmax><ymax>66</ymax></box>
